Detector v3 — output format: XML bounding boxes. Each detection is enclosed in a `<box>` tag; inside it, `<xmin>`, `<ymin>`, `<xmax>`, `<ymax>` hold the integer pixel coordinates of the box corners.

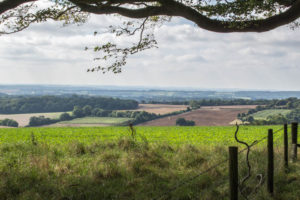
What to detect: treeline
<box><xmin>238</xmin><ymin>98</ymin><xmax>300</xmax><ymax>125</ymax></box>
<box><xmin>0</xmin><ymin>95</ymin><xmax>138</xmax><ymax>114</ymax></box>
<box><xmin>188</xmin><ymin>99</ymin><xmax>269</xmax><ymax>109</ymax></box>
<box><xmin>28</xmin><ymin>105</ymin><xmax>189</xmax><ymax>127</ymax></box>
<box><xmin>144</xmin><ymin>99</ymin><xmax>270</xmax><ymax>107</ymax></box>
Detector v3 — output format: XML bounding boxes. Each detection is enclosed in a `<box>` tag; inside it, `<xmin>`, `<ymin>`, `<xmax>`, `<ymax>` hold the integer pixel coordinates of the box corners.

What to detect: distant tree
<box><xmin>29</xmin><ymin>116</ymin><xmax>57</xmax><ymax>126</ymax></box>
<box><xmin>189</xmin><ymin>101</ymin><xmax>200</xmax><ymax>109</ymax></box>
<box><xmin>72</xmin><ymin>106</ymin><xmax>84</xmax><ymax>118</ymax></box>
<box><xmin>246</xmin><ymin>116</ymin><xmax>255</xmax><ymax>123</ymax></box>
<box><xmin>176</xmin><ymin>118</ymin><xmax>195</xmax><ymax>126</ymax></box>
<box><xmin>59</xmin><ymin>112</ymin><xmax>72</xmax><ymax>121</ymax></box>
<box><xmin>91</xmin><ymin>108</ymin><xmax>102</xmax><ymax>116</ymax></box>
<box><xmin>0</xmin><ymin>118</ymin><xmax>18</xmax><ymax>127</ymax></box>
<box><xmin>82</xmin><ymin>105</ymin><xmax>92</xmax><ymax>116</ymax></box>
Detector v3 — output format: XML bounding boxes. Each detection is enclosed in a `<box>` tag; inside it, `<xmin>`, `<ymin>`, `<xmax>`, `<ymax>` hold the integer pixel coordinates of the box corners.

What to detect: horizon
<box><xmin>2</xmin><ymin>83</ymin><xmax>300</xmax><ymax>92</ymax></box>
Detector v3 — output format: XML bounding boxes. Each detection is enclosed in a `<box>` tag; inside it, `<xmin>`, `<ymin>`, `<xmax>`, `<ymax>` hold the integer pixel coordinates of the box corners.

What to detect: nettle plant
<box><xmin>1</xmin><ymin>0</ymin><xmax>299</xmax><ymax>73</ymax></box>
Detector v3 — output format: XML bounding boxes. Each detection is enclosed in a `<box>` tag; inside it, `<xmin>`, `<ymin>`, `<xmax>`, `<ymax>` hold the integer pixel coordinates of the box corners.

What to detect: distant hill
<box><xmin>1</xmin><ymin>84</ymin><xmax>300</xmax><ymax>101</ymax></box>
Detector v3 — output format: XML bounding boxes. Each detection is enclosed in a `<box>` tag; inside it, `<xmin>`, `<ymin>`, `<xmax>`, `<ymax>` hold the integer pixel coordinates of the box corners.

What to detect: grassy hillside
<box><xmin>0</xmin><ymin>126</ymin><xmax>299</xmax><ymax>200</ymax></box>
<box><xmin>251</xmin><ymin>109</ymin><xmax>292</xmax><ymax>120</ymax></box>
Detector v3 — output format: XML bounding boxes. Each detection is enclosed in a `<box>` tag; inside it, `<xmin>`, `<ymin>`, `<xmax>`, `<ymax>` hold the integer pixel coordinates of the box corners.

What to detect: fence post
<box><xmin>291</xmin><ymin>122</ymin><xmax>298</xmax><ymax>161</ymax></box>
<box><xmin>284</xmin><ymin>123</ymin><xmax>288</xmax><ymax>168</ymax></box>
<box><xmin>267</xmin><ymin>129</ymin><xmax>274</xmax><ymax>195</ymax></box>
<box><xmin>229</xmin><ymin>146</ymin><xmax>238</xmax><ymax>200</ymax></box>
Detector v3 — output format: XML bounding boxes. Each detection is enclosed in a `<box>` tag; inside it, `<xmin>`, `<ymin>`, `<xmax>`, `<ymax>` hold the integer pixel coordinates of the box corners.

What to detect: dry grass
<box><xmin>124</xmin><ymin>104</ymin><xmax>188</xmax><ymax>115</ymax></box>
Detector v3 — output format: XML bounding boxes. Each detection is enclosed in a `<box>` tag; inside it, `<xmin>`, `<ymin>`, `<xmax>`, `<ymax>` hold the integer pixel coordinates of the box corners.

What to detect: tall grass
<box><xmin>0</xmin><ymin>133</ymin><xmax>299</xmax><ymax>200</ymax></box>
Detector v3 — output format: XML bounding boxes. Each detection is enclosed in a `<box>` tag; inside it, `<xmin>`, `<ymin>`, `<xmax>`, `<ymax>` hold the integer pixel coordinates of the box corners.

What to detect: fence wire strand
<box><xmin>152</xmin><ymin>126</ymin><xmax>285</xmax><ymax>200</ymax></box>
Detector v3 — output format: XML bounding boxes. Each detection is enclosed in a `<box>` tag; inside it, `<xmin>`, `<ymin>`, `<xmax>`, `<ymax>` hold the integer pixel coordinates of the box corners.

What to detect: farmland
<box><xmin>124</xmin><ymin>103</ymin><xmax>188</xmax><ymax>114</ymax></box>
<box><xmin>0</xmin><ymin>125</ymin><xmax>282</xmax><ymax>146</ymax></box>
<box><xmin>0</xmin><ymin>125</ymin><xmax>298</xmax><ymax>200</ymax></box>
<box><xmin>0</xmin><ymin>112</ymin><xmax>70</xmax><ymax>127</ymax></box>
<box><xmin>251</xmin><ymin>109</ymin><xmax>292</xmax><ymax>120</ymax></box>
<box><xmin>140</xmin><ymin>105</ymin><xmax>257</xmax><ymax>126</ymax></box>
<box><xmin>57</xmin><ymin>117</ymin><xmax>133</xmax><ymax>127</ymax></box>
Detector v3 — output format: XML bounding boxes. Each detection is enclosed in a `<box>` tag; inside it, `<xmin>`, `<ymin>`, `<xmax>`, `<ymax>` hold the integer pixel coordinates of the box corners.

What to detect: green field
<box><xmin>0</xmin><ymin>126</ymin><xmax>298</xmax><ymax>200</ymax></box>
<box><xmin>251</xmin><ymin>109</ymin><xmax>292</xmax><ymax>120</ymax></box>
<box><xmin>0</xmin><ymin>125</ymin><xmax>283</xmax><ymax>145</ymax></box>
<box><xmin>59</xmin><ymin>117</ymin><xmax>133</xmax><ymax>125</ymax></box>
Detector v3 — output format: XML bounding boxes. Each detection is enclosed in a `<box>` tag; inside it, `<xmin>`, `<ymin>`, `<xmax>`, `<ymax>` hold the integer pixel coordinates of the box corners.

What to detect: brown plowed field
<box><xmin>139</xmin><ymin>105</ymin><xmax>257</xmax><ymax>126</ymax></box>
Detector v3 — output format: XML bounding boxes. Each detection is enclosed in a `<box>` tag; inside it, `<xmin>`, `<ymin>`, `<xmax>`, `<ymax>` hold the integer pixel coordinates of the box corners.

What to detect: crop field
<box><xmin>57</xmin><ymin>117</ymin><xmax>133</xmax><ymax>127</ymax></box>
<box><xmin>125</xmin><ymin>103</ymin><xmax>188</xmax><ymax>114</ymax></box>
<box><xmin>251</xmin><ymin>109</ymin><xmax>292</xmax><ymax>120</ymax></box>
<box><xmin>140</xmin><ymin>105</ymin><xmax>257</xmax><ymax>126</ymax></box>
<box><xmin>0</xmin><ymin>125</ymin><xmax>298</xmax><ymax>200</ymax></box>
<box><xmin>0</xmin><ymin>112</ymin><xmax>71</xmax><ymax>127</ymax></box>
<box><xmin>0</xmin><ymin>125</ymin><xmax>282</xmax><ymax>146</ymax></box>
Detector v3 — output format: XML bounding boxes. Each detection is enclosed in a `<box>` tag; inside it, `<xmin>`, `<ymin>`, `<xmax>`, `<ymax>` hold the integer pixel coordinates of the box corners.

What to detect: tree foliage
<box><xmin>0</xmin><ymin>95</ymin><xmax>138</xmax><ymax>114</ymax></box>
<box><xmin>0</xmin><ymin>118</ymin><xmax>19</xmax><ymax>127</ymax></box>
<box><xmin>1</xmin><ymin>0</ymin><xmax>299</xmax><ymax>72</ymax></box>
<box><xmin>176</xmin><ymin>117</ymin><xmax>195</xmax><ymax>126</ymax></box>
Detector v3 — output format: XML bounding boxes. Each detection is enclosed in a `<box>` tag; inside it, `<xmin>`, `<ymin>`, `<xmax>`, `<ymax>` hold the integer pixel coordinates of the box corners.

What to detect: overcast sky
<box><xmin>0</xmin><ymin>13</ymin><xmax>300</xmax><ymax>90</ymax></box>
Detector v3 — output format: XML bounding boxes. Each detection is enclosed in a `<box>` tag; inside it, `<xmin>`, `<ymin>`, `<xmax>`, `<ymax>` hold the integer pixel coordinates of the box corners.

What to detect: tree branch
<box><xmin>72</xmin><ymin>0</ymin><xmax>300</xmax><ymax>32</ymax></box>
<box><xmin>0</xmin><ymin>0</ymin><xmax>36</xmax><ymax>15</ymax></box>
<box><xmin>162</xmin><ymin>0</ymin><xmax>300</xmax><ymax>32</ymax></box>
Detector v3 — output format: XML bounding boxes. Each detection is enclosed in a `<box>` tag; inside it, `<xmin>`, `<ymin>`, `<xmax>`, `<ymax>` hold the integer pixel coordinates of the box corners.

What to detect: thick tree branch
<box><xmin>71</xmin><ymin>0</ymin><xmax>300</xmax><ymax>32</ymax></box>
<box><xmin>0</xmin><ymin>0</ymin><xmax>36</xmax><ymax>15</ymax></box>
<box><xmin>165</xmin><ymin>0</ymin><xmax>300</xmax><ymax>32</ymax></box>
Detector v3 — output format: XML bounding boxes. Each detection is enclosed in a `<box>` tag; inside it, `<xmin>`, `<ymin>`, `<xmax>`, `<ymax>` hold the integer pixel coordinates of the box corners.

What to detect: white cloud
<box><xmin>0</xmin><ymin>13</ymin><xmax>300</xmax><ymax>90</ymax></box>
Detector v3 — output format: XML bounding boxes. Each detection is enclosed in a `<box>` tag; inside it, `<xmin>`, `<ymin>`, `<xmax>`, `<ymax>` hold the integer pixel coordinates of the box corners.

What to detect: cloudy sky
<box><xmin>0</xmin><ymin>11</ymin><xmax>300</xmax><ymax>90</ymax></box>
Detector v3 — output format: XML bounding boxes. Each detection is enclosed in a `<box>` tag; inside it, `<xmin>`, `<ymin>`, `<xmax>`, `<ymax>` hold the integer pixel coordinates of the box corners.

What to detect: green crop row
<box><xmin>0</xmin><ymin>125</ymin><xmax>285</xmax><ymax>147</ymax></box>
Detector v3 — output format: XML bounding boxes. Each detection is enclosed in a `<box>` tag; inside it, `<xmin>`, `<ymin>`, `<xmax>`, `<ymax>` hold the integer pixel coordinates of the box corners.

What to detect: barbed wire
<box><xmin>152</xmin><ymin>126</ymin><xmax>285</xmax><ymax>200</ymax></box>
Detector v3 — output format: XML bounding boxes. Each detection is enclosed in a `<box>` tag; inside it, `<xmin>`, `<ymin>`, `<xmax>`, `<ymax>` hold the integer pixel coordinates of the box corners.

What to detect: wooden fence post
<box><xmin>284</xmin><ymin>123</ymin><xmax>288</xmax><ymax>168</ymax></box>
<box><xmin>229</xmin><ymin>146</ymin><xmax>238</xmax><ymax>200</ymax></box>
<box><xmin>267</xmin><ymin>129</ymin><xmax>274</xmax><ymax>195</ymax></box>
<box><xmin>291</xmin><ymin>122</ymin><xmax>298</xmax><ymax>161</ymax></box>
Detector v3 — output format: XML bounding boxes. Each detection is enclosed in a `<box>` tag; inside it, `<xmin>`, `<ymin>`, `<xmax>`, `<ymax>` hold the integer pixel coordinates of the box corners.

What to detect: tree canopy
<box><xmin>1</xmin><ymin>0</ymin><xmax>299</xmax><ymax>72</ymax></box>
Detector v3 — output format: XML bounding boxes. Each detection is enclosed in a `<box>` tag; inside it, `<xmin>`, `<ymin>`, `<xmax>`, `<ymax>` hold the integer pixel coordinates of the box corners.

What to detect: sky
<box><xmin>0</xmin><ymin>8</ymin><xmax>300</xmax><ymax>90</ymax></box>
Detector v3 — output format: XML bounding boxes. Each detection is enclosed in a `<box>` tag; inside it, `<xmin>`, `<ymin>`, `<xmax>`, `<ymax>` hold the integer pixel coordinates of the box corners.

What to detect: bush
<box><xmin>59</xmin><ymin>112</ymin><xmax>72</xmax><ymax>121</ymax></box>
<box><xmin>72</xmin><ymin>106</ymin><xmax>84</xmax><ymax>118</ymax></box>
<box><xmin>29</xmin><ymin>116</ymin><xmax>58</xmax><ymax>127</ymax></box>
<box><xmin>0</xmin><ymin>118</ymin><xmax>18</xmax><ymax>127</ymax></box>
<box><xmin>176</xmin><ymin>118</ymin><xmax>195</xmax><ymax>126</ymax></box>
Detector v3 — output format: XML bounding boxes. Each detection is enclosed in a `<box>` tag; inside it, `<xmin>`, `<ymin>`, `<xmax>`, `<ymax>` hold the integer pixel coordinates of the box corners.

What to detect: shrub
<box><xmin>0</xmin><ymin>118</ymin><xmax>18</xmax><ymax>127</ymax></box>
<box><xmin>59</xmin><ymin>112</ymin><xmax>72</xmax><ymax>121</ymax></box>
<box><xmin>176</xmin><ymin>118</ymin><xmax>195</xmax><ymax>126</ymax></box>
<box><xmin>29</xmin><ymin>116</ymin><xmax>58</xmax><ymax>127</ymax></box>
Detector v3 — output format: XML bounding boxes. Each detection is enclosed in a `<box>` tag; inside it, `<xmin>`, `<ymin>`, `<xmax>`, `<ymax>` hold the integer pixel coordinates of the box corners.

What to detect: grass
<box><xmin>251</xmin><ymin>109</ymin><xmax>292</xmax><ymax>120</ymax></box>
<box><xmin>59</xmin><ymin>117</ymin><xmax>134</xmax><ymax>125</ymax></box>
<box><xmin>0</xmin><ymin>125</ymin><xmax>299</xmax><ymax>199</ymax></box>
<box><xmin>0</xmin><ymin>125</ymin><xmax>282</xmax><ymax>145</ymax></box>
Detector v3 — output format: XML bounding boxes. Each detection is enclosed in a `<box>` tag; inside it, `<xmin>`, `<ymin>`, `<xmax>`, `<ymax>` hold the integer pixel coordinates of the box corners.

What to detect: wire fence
<box><xmin>152</xmin><ymin>125</ymin><xmax>287</xmax><ymax>200</ymax></box>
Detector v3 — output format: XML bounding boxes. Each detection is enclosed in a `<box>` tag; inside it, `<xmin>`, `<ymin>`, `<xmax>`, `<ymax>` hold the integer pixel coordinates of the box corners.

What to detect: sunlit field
<box><xmin>0</xmin><ymin>125</ymin><xmax>299</xmax><ymax>200</ymax></box>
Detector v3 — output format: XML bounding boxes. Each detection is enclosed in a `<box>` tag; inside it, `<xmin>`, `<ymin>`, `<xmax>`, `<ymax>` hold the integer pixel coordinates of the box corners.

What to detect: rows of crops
<box><xmin>0</xmin><ymin>125</ymin><xmax>283</xmax><ymax>146</ymax></box>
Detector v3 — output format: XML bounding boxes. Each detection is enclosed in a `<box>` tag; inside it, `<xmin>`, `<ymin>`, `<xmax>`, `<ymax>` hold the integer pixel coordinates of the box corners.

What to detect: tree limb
<box><xmin>0</xmin><ymin>0</ymin><xmax>36</xmax><ymax>15</ymax></box>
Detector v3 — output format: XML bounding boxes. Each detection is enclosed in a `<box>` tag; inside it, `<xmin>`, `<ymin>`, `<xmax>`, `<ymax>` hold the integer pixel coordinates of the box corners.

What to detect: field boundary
<box><xmin>152</xmin><ymin>123</ymin><xmax>297</xmax><ymax>200</ymax></box>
